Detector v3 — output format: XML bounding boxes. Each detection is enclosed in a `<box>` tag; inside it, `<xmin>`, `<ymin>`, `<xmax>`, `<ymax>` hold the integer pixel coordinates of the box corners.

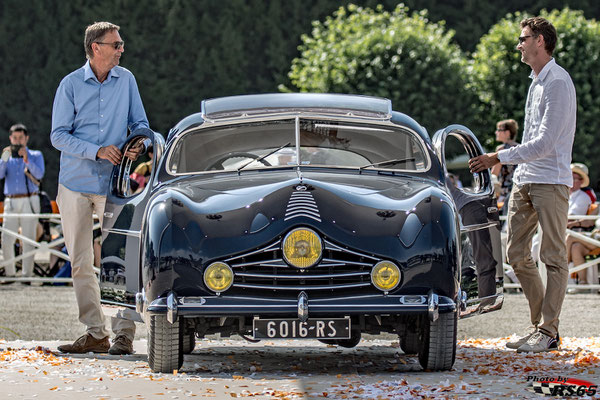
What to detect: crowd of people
<box><xmin>0</xmin><ymin>16</ymin><xmax>597</xmax><ymax>357</ymax></box>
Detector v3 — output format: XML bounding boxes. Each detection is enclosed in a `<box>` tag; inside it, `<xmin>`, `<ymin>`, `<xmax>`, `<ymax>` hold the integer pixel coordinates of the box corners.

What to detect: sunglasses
<box><xmin>518</xmin><ymin>35</ymin><xmax>534</xmax><ymax>44</ymax></box>
<box><xmin>96</xmin><ymin>40</ymin><xmax>125</xmax><ymax>50</ymax></box>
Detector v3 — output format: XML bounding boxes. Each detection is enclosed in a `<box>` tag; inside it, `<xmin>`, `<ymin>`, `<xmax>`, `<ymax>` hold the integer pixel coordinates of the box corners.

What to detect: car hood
<box><xmin>152</xmin><ymin>170</ymin><xmax>450</xmax><ymax>255</ymax></box>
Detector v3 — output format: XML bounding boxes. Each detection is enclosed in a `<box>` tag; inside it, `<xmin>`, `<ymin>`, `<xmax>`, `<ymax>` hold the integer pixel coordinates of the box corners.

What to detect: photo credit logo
<box><xmin>526</xmin><ymin>375</ymin><xmax>597</xmax><ymax>397</ymax></box>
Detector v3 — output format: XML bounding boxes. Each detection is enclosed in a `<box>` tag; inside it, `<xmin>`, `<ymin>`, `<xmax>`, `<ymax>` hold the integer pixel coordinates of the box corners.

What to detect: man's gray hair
<box><xmin>84</xmin><ymin>21</ymin><xmax>120</xmax><ymax>59</ymax></box>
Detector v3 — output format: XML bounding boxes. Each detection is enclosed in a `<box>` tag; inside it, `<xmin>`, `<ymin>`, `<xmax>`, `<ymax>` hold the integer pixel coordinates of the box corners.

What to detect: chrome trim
<box><xmin>165</xmin><ymin>114</ymin><xmax>433</xmax><ymax>177</ymax></box>
<box><xmin>135</xmin><ymin>291</ymin><xmax>145</xmax><ymax>314</ymax></box>
<box><xmin>230</xmin><ymin>259</ymin><xmax>287</xmax><ymax>268</ymax></box>
<box><xmin>398</xmin><ymin>295</ymin><xmax>426</xmax><ymax>304</ymax></box>
<box><xmin>427</xmin><ymin>290</ymin><xmax>439</xmax><ymax>322</ymax></box>
<box><xmin>318</xmin><ymin>258</ymin><xmax>374</xmax><ymax>267</ymax></box>
<box><xmin>104</xmin><ymin>212</ymin><xmax>114</xmax><ymax>219</ymax></box>
<box><xmin>284</xmin><ymin>214</ymin><xmax>322</xmax><ymax>222</ymax></box>
<box><xmin>167</xmin><ymin>292</ymin><xmax>178</xmax><ymax>324</ymax></box>
<box><xmin>233</xmin><ymin>282</ymin><xmax>371</xmax><ymax>291</ymax></box>
<box><xmin>460</xmin><ymin>221</ymin><xmax>498</xmax><ymax>234</ymax></box>
<box><xmin>106</xmin><ymin>228</ymin><xmax>141</xmax><ymax>238</ymax></box>
<box><xmin>236</xmin><ymin>271</ymin><xmax>369</xmax><ymax>279</ymax></box>
<box><xmin>224</xmin><ymin>240</ymin><xmax>281</xmax><ymax>262</ymax></box>
<box><xmin>298</xmin><ymin>291</ymin><xmax>308</xmax><ymax>322</ymax></box>
<box><xmin>295</xmin><ymin>116</ymin><xmax>300</xmax><ymax>166</ymax></box>
<box><xmin>324</xmin><ymin>240</ymin><xmax>380</xmax><ymax>261</ymax></box>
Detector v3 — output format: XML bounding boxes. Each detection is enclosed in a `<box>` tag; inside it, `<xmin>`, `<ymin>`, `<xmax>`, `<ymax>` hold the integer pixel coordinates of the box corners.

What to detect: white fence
<box><xmin>0</xmin><ymin>212</ymin><xmax>100</xmax><ymax>284</ymax></box>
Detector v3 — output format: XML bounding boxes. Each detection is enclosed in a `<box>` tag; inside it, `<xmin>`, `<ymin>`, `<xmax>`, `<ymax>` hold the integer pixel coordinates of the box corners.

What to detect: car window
<box><xmin>168</xmin><ymin>118</ymin><xmax>428</xmax><ymax>174</ymax></box>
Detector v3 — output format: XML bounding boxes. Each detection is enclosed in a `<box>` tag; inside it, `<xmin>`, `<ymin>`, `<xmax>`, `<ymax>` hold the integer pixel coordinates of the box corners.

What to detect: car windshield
<box><xmin>168</xmin><ymin>118</ymin><xmax>428</xmax><ymax>174</ymax></box>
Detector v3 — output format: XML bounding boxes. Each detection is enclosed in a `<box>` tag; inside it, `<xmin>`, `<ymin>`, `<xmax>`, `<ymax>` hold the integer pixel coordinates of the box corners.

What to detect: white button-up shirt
<box><xmin>497</xmin><ymin>58</ymin><xmax>576</xmax><ymax>187</ymax></box>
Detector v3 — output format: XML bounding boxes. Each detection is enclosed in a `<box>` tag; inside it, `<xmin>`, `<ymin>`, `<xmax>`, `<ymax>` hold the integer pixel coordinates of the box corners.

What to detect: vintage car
<box><xmin>100</xmin><ymin>93</ymin><xmax>503</xmax><ymax>373</ymax></box>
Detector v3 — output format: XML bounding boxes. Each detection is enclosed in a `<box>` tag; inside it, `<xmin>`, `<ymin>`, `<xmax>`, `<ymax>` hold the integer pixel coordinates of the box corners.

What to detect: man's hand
<box><xmin>469</xmin><ymin>152</ymin><xmax>500</xmax><ymax>173</ymax></box>
<box><xmin>1</xmin><ymin>146</ymin><xmax>10</xmax><ymax>162</ymax></box>
<box><xmin>18</xmin><ymin>146</ymin><xmax>28</xmax><ymax>163</ymax></box>
<box><xmin>124</xmin><ymin>143</ymin><xmax>144</xmax><ymax>162</ymax></box>
<box><xmin>97</xmin><ymin>145</ymin><xmax>123</xmax><ymax>165</ymax></box>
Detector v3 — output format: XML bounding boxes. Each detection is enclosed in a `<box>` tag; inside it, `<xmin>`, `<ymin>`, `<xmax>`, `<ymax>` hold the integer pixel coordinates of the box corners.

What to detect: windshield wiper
<box><xmin>358</xmin><ymin>157</ymin><xmax>416</xmax><ymax>171</ymax></box>
<box><xmin>237</xmin><ymin>142</ymin><xmax>292</xmax><ymax>173</ymax></box>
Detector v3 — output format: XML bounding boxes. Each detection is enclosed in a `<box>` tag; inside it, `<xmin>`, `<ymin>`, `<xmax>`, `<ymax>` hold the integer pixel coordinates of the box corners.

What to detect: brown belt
<box><xmin>5</xmin><ymin>192</ymin><xmax>39</xmax><ymax>199</ymax></box>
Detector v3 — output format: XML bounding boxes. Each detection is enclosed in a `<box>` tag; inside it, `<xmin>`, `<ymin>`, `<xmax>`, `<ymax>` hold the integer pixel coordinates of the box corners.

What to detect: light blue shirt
<box><xmin>51</xmin><ymin>60</ymin><xmax>149</xmax><ymax>195</ymax></box>
<box><xmin>0</xmin><ymin>149</ymin><xmax>45</xmax><ymax>195</ymax></box>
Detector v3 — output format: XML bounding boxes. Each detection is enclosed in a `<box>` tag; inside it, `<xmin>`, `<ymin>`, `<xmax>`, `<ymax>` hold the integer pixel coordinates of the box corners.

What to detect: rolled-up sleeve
<box><xmin>50</xmin><ymin>78</ymin><xmax>101</xmax><ymax>160</ymax></box>
<box><xmin>498</xmin><ymin>79</ymin><xmax>572</xmax><ymax>165</ymax></box>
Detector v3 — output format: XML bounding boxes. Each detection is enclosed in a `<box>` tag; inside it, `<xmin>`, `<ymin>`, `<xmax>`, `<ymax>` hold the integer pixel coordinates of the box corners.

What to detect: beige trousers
<box><xmin>506</xmin><ymin>183</ymin><xmax>569</xmax><ymax>337</ymax></box>
<box><xmin>2</xmin><ymin>195</ymin><xmax>40</xmax><ymax>276</ymax></box>
<box><xmin>57</xmin><ymin>184</ymin><xmax>135</xmax><ymax>340</ymax></box>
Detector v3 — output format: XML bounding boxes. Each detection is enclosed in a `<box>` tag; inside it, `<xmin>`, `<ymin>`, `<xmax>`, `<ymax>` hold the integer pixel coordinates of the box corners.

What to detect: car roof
<box><xmin>167</xmin><ymin>93</ymin><xmax>428</xmax><ymax>142</ymax></box>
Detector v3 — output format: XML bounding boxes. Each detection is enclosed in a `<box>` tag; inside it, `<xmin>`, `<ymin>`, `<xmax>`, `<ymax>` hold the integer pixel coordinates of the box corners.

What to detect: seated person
<box><xmin>565</xmin><ymin>163</ymin><xmax>598</xmax><ymax>289</ymax></box>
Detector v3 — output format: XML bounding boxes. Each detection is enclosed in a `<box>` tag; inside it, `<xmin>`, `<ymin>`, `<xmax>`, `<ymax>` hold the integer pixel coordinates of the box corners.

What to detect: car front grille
<box><xmin>223</xmin><ymin>238</ymin><xmax>382</xmax><ymax>297</ymax></box>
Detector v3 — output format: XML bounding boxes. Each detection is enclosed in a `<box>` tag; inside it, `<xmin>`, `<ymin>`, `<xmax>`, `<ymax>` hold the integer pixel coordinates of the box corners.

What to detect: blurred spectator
<box><xmin>0</xmin><ymin>123</ymin><xmax>45</xmax><ymax>283</ymax></box>
<box><xmin>565</xmin><ymin>162</ymin><xmax>598</xmax><ymax>292</ymax></box>
<box><xmin>491</xmin><ymin>119</ymin><xmax>519</xmax><ymax>216</ymax></box>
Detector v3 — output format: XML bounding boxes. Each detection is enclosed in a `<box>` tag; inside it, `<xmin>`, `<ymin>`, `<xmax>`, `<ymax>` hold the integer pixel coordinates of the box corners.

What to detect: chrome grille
<box><xmin>284</xmin><ymin>191</ymin><xmax>321</xmax><ymax>222</ymax></box>
<box><xmin>223</xmin><ymin>238</ymin><xmax>382</xmax><ymax>297</ymax></box>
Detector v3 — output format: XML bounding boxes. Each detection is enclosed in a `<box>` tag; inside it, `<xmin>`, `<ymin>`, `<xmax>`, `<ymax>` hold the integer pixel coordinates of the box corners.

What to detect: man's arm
<box><xmin>127</xmin><ymin>75</ymin><xmax>149</xmax><ymax>133</ymax></box>
<box><xmin>494</xmin><ymin>79</ymin><xmax>573</xmax><ymax>165</ymax></box>
<box><xmin>24</xmin><ymin>150</ymin><xmax>45</xmax><ymax>180</ymax></box>
<box><xmin>50</xmin><ymin>79</ymin><xmax>101</xmax><ymax>161</ymax></box>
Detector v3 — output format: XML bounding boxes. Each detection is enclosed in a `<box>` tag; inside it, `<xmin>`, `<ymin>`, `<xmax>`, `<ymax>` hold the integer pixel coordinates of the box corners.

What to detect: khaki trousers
<box><xmin>57</xmin><ymin>184</ymin><xmax>135</xmax><ymax>341</ymax></box>
<box><xmin>506</xmin><ymin>183</ymin><xmax>569</xmax><ymax>337</ymax></box>
<box><xmin>2</xmin><ymin>195</ymin><xmax>40</xmax><ymax>276</ymax></box>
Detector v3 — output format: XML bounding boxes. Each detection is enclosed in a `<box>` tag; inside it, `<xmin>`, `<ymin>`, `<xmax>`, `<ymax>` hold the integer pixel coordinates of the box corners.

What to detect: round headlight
<box><xmin>371</xmin><ymin>261</ymin><xmax>401</xmax><ymax>291</ymax></box>
<box><xmin>204</xmin><ymin>262</ymin><xmax>233</xmax><ymax>292</ymax></box>
<box><xmin>282</xmin><ymin>228</ymin><xmax>322</xmax><ymax>268</ymax></box>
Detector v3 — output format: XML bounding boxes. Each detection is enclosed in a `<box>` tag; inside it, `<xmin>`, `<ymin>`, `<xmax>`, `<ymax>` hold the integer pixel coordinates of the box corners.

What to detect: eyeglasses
<box><xmin>96</xmin><ymin>41</ymin><xmax>125</xmax><ymax>50</ymax></box>
<box><xmin>518</xmin><ymin>35</ymin><xmax>534</xmax><ymax>44</ymax></box>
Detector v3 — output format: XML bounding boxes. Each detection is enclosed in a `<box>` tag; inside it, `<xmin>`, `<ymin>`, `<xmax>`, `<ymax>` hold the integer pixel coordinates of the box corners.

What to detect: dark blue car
<box><xmin>100</xmin><ymin>93</ymin><xmax>503</xmax><ymax>373</ymax></box>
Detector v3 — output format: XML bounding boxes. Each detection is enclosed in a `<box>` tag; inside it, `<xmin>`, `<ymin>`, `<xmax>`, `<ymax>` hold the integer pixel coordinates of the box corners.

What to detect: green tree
<box><xmin>469</xmin><ymin>7</ymin><xmax>600</xmax><ymax>181</ymax></box>
<box><xmin>283</xmin><ymin>4</ymin><xmax>477</xmax><ymax>135</ymax></box>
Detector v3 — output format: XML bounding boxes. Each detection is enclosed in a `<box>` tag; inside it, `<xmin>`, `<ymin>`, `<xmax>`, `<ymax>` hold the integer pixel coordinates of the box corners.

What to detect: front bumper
<box><xmin>145</xmin><ymin>291</ymin><xmax>457</xmax><ymax>323</ymax></box>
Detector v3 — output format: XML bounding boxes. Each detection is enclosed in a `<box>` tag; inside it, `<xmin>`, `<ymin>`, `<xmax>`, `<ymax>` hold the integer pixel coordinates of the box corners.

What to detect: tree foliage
<box><xmin>1</xmin><ymin>1</ymin><xmax>600</xmax><ymax>197</ymax></box>
<box><xmin>284</xmin><ymin>4</ymin><xmax>476</xmax><ymax>134</ymax></box>
<box><xmin>469</xmin><ymin>8</ymin><xmax>600</xmax><ymax>182</ymax></box>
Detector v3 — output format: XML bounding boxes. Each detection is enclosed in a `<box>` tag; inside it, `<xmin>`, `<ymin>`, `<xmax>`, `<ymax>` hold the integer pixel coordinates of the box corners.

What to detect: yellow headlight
<box><xmin>282</xmin><ymin>228</ymin><xmax>322</xmax><ymax>268</ymax></box>
<box><xmin>371</xmin><ymin>261</ymin><xmax>401</xmax><ymax>291</ymax></box>
<box><xmin>203</xmin><ymin>262</ymin><xmax>233</xmax><ymax>292</ymax></box>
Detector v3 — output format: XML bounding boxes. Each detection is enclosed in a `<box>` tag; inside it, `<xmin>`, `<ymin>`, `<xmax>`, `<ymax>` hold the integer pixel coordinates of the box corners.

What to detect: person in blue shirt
<box><xmin>0</xmin><ymin>123</ymin><xmax>45</xmax><ymax>282</ymax></box>
<box><xmin>51</xmin><ymin>21</ymin><xmax>148</xmax><ymax>356</ymax></box>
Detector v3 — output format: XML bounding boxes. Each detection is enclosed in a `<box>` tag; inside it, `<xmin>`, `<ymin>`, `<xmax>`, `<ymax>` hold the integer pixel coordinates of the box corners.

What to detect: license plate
<box><xmin>253</xmin><ymin>318</ymin><xmax>351</xmax><ymax>339</ymax></box>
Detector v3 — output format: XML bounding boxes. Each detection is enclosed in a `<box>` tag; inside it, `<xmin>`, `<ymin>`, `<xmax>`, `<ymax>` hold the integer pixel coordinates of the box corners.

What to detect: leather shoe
<box><xmin>109</xmin><ymin>335</ymin><xmax>134</xmax><ymax>355</ymax></box>
<box><xmin>58</xmin><ymin>333</ymin><xmax>110</xmax><ymax>353</ymax></box>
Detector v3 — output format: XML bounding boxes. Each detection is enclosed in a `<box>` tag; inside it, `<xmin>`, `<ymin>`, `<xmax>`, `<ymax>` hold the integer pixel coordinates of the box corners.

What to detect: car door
<box><xmin>432</xmin><ymin>125</ymin><xmax>504</xmax><ymax>318</ymax></box>
<box><xmin>100</xmin><ymin>128</ymin><xmax>165</xmax><ymax>307</ymax></box>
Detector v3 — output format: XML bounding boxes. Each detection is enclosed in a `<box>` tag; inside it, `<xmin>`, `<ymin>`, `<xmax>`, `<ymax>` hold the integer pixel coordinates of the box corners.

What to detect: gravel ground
<box><xmin>0</xmin><ymin>286</ymin><xmax>598</xmax><ymax>341</ymax></box>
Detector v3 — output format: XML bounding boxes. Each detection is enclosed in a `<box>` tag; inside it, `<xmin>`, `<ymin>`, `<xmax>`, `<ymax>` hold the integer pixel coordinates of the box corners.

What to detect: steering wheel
<box><xmin>208</xmin><ymin>152</ymin><xmax>272</xmax><ymax>170</ymax></box>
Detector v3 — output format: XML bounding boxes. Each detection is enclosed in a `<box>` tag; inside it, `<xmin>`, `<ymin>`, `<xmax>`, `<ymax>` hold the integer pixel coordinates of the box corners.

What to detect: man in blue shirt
<box><xmin>51</xmin><ymin>22</ymin><xmax>149</xmax><ymax>355</ymax></box>
<box><xmin>0</xmin><ymin>123</ymin><xmax>45</xmax><ymax>281</ymax></box>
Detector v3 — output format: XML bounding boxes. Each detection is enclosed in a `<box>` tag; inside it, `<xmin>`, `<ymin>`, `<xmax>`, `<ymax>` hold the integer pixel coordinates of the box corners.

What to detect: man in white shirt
<box><xmin>469</xmin><ymin>16</ymin><xmax>576</xmax><ymax>353</ymax></box>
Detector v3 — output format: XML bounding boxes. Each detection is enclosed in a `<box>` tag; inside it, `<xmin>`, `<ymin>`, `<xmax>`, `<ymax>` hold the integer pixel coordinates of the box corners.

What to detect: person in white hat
<box><xmin>565</xmin><ymin>162</ymin><xmax>598</xmax><ymax>291</ymax></box>
<box><xmin>567</xmin><ymin>163</ymin><xmax>591</xmax><ymax>218</ymax></box>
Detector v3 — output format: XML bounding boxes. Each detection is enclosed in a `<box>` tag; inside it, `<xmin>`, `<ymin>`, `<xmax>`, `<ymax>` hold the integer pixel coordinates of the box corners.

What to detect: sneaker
<box><xmin>58</xmin><ymin>333</ymin><xmax>110</xmax><ymax>353</ymax></box>
<box><xmin>109</xmin><ymin>335</ymin><xmax>134</xmax><ymax>355</ymax></box>
<box><xmin>506</xmin><ymin>328</ymin><xmax>537</xmax><ymax>349</ymax></box>
<box><xmin>517</xmin><ymin>331</ymin><xmax>559</xmax><ymax>353</ymax></box>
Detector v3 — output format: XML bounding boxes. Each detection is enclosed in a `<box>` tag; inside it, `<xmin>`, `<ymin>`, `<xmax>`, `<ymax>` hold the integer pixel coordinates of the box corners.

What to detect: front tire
<box><xmin>418</xmin><ymin>311</ymin><xmax>457</xmax><ymax>371</ymax></box>
<box><xmin>182</xmin><ymin>332</ymin><xmax>195</xmax><ymax>354</ymax></box>
<box><xmin>148</xmin><ymin>315</ymin><xmax>183</xmax><ymax>373</ymax></box>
